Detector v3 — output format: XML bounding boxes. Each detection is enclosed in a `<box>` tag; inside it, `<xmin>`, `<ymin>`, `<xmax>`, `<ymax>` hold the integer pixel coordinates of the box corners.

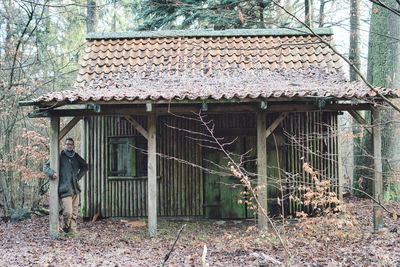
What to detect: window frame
<box><xmin>107</xmin><ymin>135</ymin><xmax>148</xmax><ymax>180</ymax></box>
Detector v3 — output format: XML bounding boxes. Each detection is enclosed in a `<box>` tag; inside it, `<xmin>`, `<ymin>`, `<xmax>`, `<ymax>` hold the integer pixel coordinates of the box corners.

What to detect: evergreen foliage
<box><xmin>132</xmin><ymin>0</ymin><xmax>284</xmax><ymax>30</ymax></box>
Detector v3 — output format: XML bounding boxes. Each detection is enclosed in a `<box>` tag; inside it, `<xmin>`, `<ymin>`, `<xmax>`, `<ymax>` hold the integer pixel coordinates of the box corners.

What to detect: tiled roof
<box><xmin>35</xmin><ymin>69</ymin><xmax>398</xmax><ymax>103</ymax></box>
<box><xmin>33</xmin><ymin>29</ymin><xmax>399</xmax><ymax>104</ymax></box>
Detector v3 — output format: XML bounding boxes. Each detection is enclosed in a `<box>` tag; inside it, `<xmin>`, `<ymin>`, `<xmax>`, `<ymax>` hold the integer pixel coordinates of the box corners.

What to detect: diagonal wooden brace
<box><xmin>265</xmin><ymin>112</ymin><xmax>288</xmax><ymax>138</ymax></box>
<box><xmin>124</xmin><ymin>115</ymin><xmax>149</xmax><ymax>140</ymax></box>
<box><xmin>348</xmin><ymin>110</ymin><xmax>372</xmax><ymax>135</ymax></box>
<box><xmin>59</xmin><ymin>116</ymin><xmax>83</xmax><ymax>141</ymax></box>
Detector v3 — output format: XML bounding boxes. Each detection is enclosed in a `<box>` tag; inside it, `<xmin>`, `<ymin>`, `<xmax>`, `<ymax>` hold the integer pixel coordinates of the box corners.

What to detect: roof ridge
<box><xmin>87</xmin><ymin>28</ymin><xmax>333</xmax><ymax>40</ymax></box>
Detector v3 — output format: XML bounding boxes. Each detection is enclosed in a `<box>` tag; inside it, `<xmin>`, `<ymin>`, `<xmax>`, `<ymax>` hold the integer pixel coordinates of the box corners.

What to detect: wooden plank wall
<box><xmin>81</xmin><ymin>112</ymin><xmax>338</xmax><ymax>218</ymax></box>
<box><xmin>81</xmin><ymin>115</ymin><xmax>203</xmax><ymax>218</ymax></box>
<box><xmin>283</xmin><ymin>112</ymin><xmax>339</xmax><ymax>215</ymax></box>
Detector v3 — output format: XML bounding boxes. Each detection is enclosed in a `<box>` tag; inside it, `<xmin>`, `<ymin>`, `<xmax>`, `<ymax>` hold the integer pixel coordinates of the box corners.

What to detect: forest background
<box><xmin>0</xmin><ymin>0</ymin><xmax>399</xmax><ymax>222</ymax></box>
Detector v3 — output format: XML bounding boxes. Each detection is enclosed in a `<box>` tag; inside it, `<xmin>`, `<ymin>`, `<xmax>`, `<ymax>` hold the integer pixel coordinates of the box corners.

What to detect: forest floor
<box><xmin>0</xmin><ymin>196</ymin><xmax>399</xmax><ymax>267</ymax></box>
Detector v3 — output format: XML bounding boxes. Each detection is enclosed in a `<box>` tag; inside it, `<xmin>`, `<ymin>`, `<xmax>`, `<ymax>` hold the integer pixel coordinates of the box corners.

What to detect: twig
<box><xmin>343</xmin><ymin>186</ymin><xmax>398</xmax><ymax>218</ymax></box>
<box><xmin>161</xmin><ymin>224</ymin><xmax>186</xmax><ymax>267</ymax></box>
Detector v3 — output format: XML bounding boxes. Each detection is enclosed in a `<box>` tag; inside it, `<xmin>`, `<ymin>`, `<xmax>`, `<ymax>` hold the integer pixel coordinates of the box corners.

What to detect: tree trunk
<box><xmin>349</xmin><ymin>0</ymin><xmax>360</xmax><ymax>82</ymax></box>
<box><xmin>113</xmin><ymin>0</ymin><xmax>117</xmax><ymax>32</ymax></box>
<box><xmin>366</xmin><ymin>1</ymin><xmax>400</xmax><ymax>201</ymax></box>
<box><xmin>87</xmin><ymin>0</ymin><xmax>98</xmax><ymax>33</ymax></box>
<box><xmin>305</xmin><ymin>0</ymin><xmax>313</xmax><ymax>27</ymax></box>
<box><xmin>318</xmin><ymin>0</ymin><xmax>325</xmax><ymax>27</ymax></box>
<box><xmin>348</xmin><ymin>0</ymin><xmax>361</xmax><ymax>194</ymax></box>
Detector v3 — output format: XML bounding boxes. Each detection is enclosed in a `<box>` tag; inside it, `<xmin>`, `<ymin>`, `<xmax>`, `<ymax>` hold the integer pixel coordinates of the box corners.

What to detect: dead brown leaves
<box><xmin>0</xmin><ymin>197</ymin><xmax>399</xmax><ymax>266</ymax></box>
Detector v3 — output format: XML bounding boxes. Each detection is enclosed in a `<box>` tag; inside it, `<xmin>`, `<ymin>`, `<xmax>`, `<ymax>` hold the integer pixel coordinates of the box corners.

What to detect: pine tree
<box><xmin>133</xmin><ymin>0</ymin><xmax>285</xmax><ymax>30</ymax></box>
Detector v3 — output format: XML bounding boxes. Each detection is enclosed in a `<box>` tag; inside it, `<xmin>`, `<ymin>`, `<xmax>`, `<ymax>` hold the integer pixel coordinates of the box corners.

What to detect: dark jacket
<box><xmin>44</xmin><ymin>150</ymin><xmax>88</xmax><ymax>198</ymax></box>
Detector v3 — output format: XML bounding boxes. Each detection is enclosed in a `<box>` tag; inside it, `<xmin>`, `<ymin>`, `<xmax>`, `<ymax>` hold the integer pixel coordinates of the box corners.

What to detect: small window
<box><xmin>108</xmin><ymin>136</ymin><xmax>147</xmax><ymax>178</ymax></box>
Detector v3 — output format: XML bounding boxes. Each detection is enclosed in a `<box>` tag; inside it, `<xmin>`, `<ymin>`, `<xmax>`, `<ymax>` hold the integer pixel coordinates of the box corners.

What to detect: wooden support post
<box><xmin>372</xmin><ymin>108</ymin><xmax>383</xmax><ymax>231</ymax></box>
<box><xmin>49</xmin><ymin>117</ymin><xmax>60</xmax><ymax>238</ymax></box>
<box><xmin>147</xmin><ymin>114</ymin><xmax>157</xmax><ymax>237</ymax></box>
<box><xmin>257</xmin><ymin>112</ymin><xmax>268</xmax><ymax>229</ymax></box>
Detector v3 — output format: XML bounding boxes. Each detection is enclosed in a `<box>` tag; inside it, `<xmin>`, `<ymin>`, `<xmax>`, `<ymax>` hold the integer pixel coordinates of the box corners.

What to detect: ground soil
<box><xmin>0</xmin><ymin>196</ymin><xmax>399</xmax><ymax>266</ymax></box>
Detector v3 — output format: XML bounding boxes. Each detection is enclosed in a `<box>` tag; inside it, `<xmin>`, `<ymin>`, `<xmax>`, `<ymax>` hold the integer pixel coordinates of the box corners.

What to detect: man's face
<box><xmin>65</xmin><ymin>141</ymin><xmax>75</xmax><ymax>152</ymax></box>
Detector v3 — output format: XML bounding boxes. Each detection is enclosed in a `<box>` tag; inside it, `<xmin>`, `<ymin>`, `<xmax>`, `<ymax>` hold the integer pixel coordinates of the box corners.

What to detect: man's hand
<box><xmin>52</xmin><ymin>173</ymin><xmax>58</xmax><ymax>180</ymax></box>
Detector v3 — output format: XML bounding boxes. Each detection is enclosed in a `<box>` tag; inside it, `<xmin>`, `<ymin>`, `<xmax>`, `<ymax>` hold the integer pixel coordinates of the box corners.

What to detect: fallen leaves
<box><xmin>120</xmin><ymin>219</ymin><xmax>146</xmax><ymax>227</ymax></box>
<box><xmin>0</xmin><ymin>197</ymin><xmax>399</xmax><ymax>266</ymax></box>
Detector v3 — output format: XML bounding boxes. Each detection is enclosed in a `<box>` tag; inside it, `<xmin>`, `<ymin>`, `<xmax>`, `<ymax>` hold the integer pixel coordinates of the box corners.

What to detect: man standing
<box><xmin>44</xmin><ymin>137</ymin><xmax>88</xmax><ymax>235</ymax></box>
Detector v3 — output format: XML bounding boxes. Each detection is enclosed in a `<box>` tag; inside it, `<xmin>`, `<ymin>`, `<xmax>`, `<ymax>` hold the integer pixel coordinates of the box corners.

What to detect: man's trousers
<box><xmin>61</xmin><ymin>194</ymin><xmax>79</xmax><ymax>233</ymax></box>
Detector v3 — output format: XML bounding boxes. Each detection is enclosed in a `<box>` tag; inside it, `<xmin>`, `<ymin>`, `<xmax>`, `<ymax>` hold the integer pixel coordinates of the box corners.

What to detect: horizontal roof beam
<box><xmin>28</xmin><ymin>103</ymin><xmax>376</xmax><ymax>118</ymax></box>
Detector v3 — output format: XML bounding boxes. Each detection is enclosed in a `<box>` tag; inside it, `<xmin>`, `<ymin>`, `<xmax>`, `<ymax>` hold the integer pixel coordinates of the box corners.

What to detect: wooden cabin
<box><xmin>22</xmin><ymin>28</ymin><xmax>398</xmax><ymax>237</ymax></box>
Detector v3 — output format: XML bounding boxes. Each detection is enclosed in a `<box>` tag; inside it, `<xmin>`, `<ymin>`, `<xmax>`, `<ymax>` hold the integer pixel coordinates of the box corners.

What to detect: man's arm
<box><xmin>43</xmin><ymin>160</ymin><xmax>57</xmax><ymax>179</ymax></box>
<box><xmin>76</xmin><ymin>154</ymin><xmax>88</xmax><ymax>180</ymax></box>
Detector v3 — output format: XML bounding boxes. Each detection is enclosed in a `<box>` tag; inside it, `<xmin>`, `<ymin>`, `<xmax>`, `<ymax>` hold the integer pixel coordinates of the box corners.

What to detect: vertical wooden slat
<box><xmin>138</xmin><ymin>180</ymin><xmax>142</xmax><ymax>216</ymax></box>
<box><xmin>96</xmin><ymin>117</ymin><xmax>100</xmax><ymax>216</ymax></box>
<box><xmin>300</xmin><ymin>113</ymin><xmax>305</xmax><ymax>213</ymax></box>
<box><xmin>142</xmin><ymin>180</ymin><xmax>146</xmax><ymax>216</ymax></box>
<box><xmin>101</xmin><ymin>117</ymin><xmax>105</xmax><ymax>217</ymax></box>
<box><xmin>49</xmin><ymin>117</ymin><xmax>60</xmax><ymax>238</ymax></box>
<box><xmin>86</xmin><ymin>118</ymin><xmax>90</xmax><ymax>217</ymax></box>
<box><xmin>289</xmin><ymin>114</ymin><xmax>295</xmax><ymax>214</ymax></box>
<box><xmin>307</xmin><ymin>112</ymin><xmax>311</xmax><ymax>212</ymax></box>
<box><xmin>164</xmin><ymin>117</ymin><xmax>169</xmax><ymax>216</ymax></box>
<box><xmin>173</xmin><ymin>118</ymin><xmax>178</xmax><ymax>216</ymax></box>
<box><xmin>129</xmin><ymin>181</ymin><xmax>133</xmax><ymax>216</ymax></box>
<box><xmin>94</xmin><ymin>117</ymin><xmax>99</xmax><ymax>216</ymax></box>
<box><xmin>111</xmin><ymin>181</ymin><xmax>115</xmax><ymax>217</ymax></box>
<box><xmin>156</xmin><ymin>122</ymin><xmax>160</xmax><ymax>216</ymax></box>
<box><xmin>122</xmin><ymin>180</ymin><xmax>126</xmax><ymax>217</ymax></box>
<box><xmin>81</xmin><ymin>118</ymin><xmax>87</xmax><ymax>218</ymax></box>
<box><xmin>125</xmin><ymin>181</ymin><xmax>129</xmax><ymax>216</ymax></box>
<box><xmin>337</xmin><ymin>112</ymin><xmax>344</xmax><ymax>201</ymax></box>
<box><xmin>115</xmin><ymin>181</ymin><xmax>118</xmax><ymax>217</ymax></box>
<box><xmin>191</xmin><ymin>118</ymin><xmax>197</xmax><ymax>216</ymax></box>
<box><xmin>329</xmin><ymin>113</ymin><xmax>334</xmax><ymax>191</ymax></box>
<box><xmin>114</xmin><ymin>181</ymin><xmax>117</xmax><ymax>216</ymax></box>
<box><xmin>133</xmin><ymin>180</ymin><xmax>137</xmax><ymax>216</ymax></box>
<box><xmin>177</xmin><ymin>118</ymin><xmax>182</xmax><ymax>216</ymax></box>
<box><xmin>169</xmin><ymin>116</ymin><xmax>173</xmax><ymax>217</ymax></box>
<box><xmin>181</xmin><ymin>119</ymin><xmax>186</xmax><ymax>216</ymax></box>
<box><xmin>126</xmin><ymin>181</ymin><xmax>130</xmax><ymax>216</ymax></box>
<box><xmin>185</xmin><ymin>118</ymin><xmax>190</xmax><ymax>216</ymax></box>
<box><xmin>313</xmin><ymin>112</ymin><xmax>318</xmax><ymax>181</ymax></box>
<box><xmin>167</xmin><ymin>117</ymin><xmax>172</xmax><ymax>216</ymax></box>
<box><xmin>105</xmin><ymin>117</ymin><xmax>109</xmax><ymax>218</ymax></box>
<box><xmin>159</xmin><ymin>119</ymin><xmax>165</xmax><ymax>216</ymax></box>
<box><xmin>119</xmin><ymin>180</ymin><xmax>122</xmax><ymax>216</ymax></box>
<box><xmin>330</xmin><ymin>113</ymin><xmax>335</xmax><ymax>194</ymax></box>
<box><xmin>198</xmin><ymin>120</ymin><xmax>203</xmax><ymax>216</ymax></box>
<box><xmin>105</xmin><ymin>117</ymin><xmax>109</xmax><ymax>217</ymax></box>
<box><xmin>89</xmin><ymin>118</ymin><xmax>94</xmax><ymax>218</ymax></box>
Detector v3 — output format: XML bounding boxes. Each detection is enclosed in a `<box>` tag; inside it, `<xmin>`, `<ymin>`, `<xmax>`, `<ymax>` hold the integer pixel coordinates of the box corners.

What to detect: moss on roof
<box><xmin>87</xmin><ymin>28</ymin><xmax>333</xmax><ymax>40</ymax></box>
